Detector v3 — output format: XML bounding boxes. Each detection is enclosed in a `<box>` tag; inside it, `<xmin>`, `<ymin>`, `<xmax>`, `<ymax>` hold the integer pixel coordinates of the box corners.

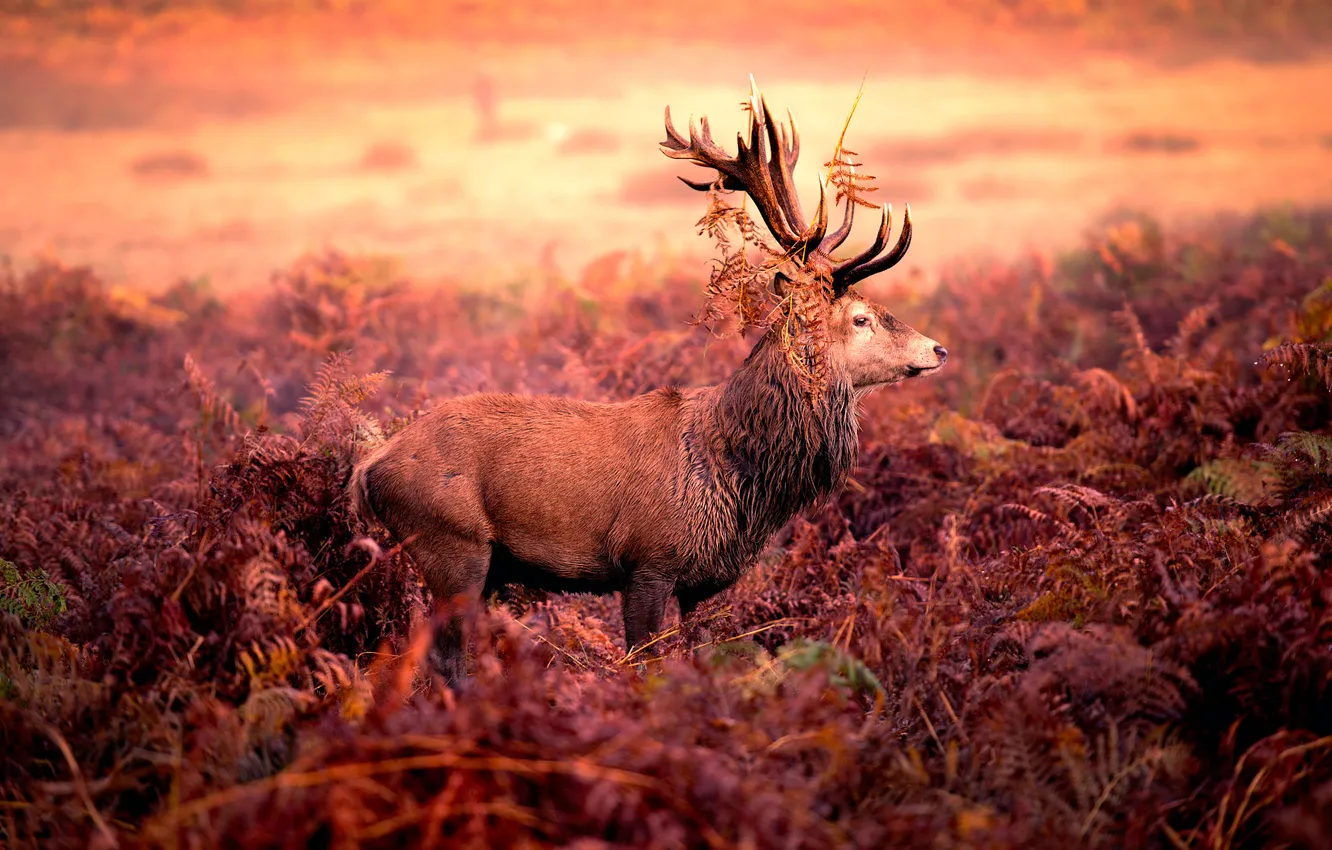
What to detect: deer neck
<box><xmin>691</xmin><ymin>332</ymin><xmax>858</xmax><ymax>535</ymax></box>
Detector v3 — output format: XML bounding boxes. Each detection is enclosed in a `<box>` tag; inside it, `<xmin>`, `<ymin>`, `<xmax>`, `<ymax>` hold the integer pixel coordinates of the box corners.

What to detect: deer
<box><xmin>350</xmin><ymin>82</ymin><xmax>948</xmax><ymax>684</ymax></box>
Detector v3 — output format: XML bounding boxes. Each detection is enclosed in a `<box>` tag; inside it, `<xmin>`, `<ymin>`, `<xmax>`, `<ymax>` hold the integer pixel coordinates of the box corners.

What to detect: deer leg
<box><xmin>408</xmin><ymin>535</ymin><xmax>491</xmax><ymax>687</ymax></box>
<box><xmin>622</xmin><ymin>573</ymin><xmax>674</xmax><ymax>654</ymax></box>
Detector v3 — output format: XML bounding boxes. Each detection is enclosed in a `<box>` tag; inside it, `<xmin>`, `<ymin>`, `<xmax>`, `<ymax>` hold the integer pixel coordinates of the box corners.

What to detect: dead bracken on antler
<box><xmin>661</xmin><ymin>77</ymin><xmax>913</xmax><ymax>297</ymax></box>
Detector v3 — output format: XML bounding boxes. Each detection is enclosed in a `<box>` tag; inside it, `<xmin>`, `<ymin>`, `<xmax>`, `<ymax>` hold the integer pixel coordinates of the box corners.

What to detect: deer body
<box><xmin>351</xmin><ymin>83</ymin><xmax>948</xmax><ymax>682</ymax></box>
<box><xmin>352</xmin><ymin>334</ymin><xmax>860</xmax><ymax>678</ymax></box>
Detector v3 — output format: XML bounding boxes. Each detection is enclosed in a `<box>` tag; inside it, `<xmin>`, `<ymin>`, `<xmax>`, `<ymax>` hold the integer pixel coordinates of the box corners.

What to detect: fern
<box><xmin>239</xmin><ymin>686</ymin><xmax>318</xmax><ymax>741</ymax></box>
<box><xmin>1074</xmin><ymin>368</ymin><xmax>1139</xmax><ymax>422</ymax></box>
<box><xmin>822</xmin><ymin>79</ymin><xmax>879</xmax><ymax>214</ymax></box>
<box><xmin>184</xmin><ymin>352</ymin><xmax>244</xmax><ymax>436</ymax></box>
<box><xmin>1075</xmin><ymin>725</ymin><xmax>1189</xmax><ymax>841</ymax></box>
<box><xmin>8</xmin><ymin>204</ymin><xmax>1332</xmax><ymax>847</ymax></box>
<box><xmin>1185</xmin><ymin>458</ymin><xmax>1282</xmax><ymax>507</ymax></box>
<box><xmin>0</xmin><ymin>614</ymin><xmax>101</xmax><ymax>712</ymax></box>
<box><xmin>1261</xmin><ymin>342</ymin><xmax>1332</xmax><ymax>389</ymax></box>
<box><xmin>1034</xmin><ymin>484</ymin><xmax>1122</xmax><ymax>526</ymax></box>
<box><xmin>0</xmin><ymin>559</ymin><xmax>67</xmax><ymax>630</ymax></box>
<box><xmin>1274</xmin><ymin>431</ymin><xmax>1332</xmax><ymax>469</ymax></box>
<box><xmin>240</xmin><ymin>556</ymin><xmax>301</xmax><ymax>622</ymax></box>
<box><xmin>776</xmin><ymin>639</ymin><xmax>884</xmax><ymax>700</ymax></box>
<box><xmin>298</xmin><ymin>351</ymin><xmax>390</xmax><ymax>449</ymax></box>
<box><xmin>693</xmin><ymin>189</ymin><xmax>779</xmax><ymax>333</ymax></box>
<box><xmin>1000</xmin><ymin>503</ymin><xmax>1077</xmax><ymax>536</ymax></box>
<box><xmin>239</xmin><ymin>635</ymin><xmax>304</xmax><ymax>689</ymax></box>
<box><xmin>1279</xmin><ymin>492</ymin><xmax>1332</xmax><ymax>539</ymax></box>
<box><xmin>1292</xmin><ymin>276</ymin><xmax>1332</xmax><ymax>342</ymax></box>
<box><xmin>692</xmin><ymin>184</ymin><xmax>839</xmax><ymax>401</ymax></box>
<box><xmin>1166</xmin><ymin>301</ymin><xmax>1219</xmax><ymax>357</ymax></box>
<box><xmin>1114</xmin><ymin>304</ymin><xmax>1159</xmax><ymax>388</ymax></box>
<box><xmin>823</xmin><ymin>148</ymin><xmax>879</xmax><ymax>210</ymax></box>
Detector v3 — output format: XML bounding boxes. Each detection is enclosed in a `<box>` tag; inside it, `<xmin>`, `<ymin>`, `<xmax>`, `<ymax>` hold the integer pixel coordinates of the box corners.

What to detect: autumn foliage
<box><xmin>3</xmin><ymin>207</ymin><xmax>1332</xmax><ymax>848</ymax></box>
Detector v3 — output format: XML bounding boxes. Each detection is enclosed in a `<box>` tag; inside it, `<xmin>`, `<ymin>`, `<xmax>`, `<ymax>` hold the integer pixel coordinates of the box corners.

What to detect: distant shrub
<box><xmin>357</xmin><ymin>142</ymin><xmax>418</xmax><ymax>172</ymax></box>
<box><xmin>128</xmin><ymin>150</ymin><xmax>209</xmax><ymax>179</ymax></box>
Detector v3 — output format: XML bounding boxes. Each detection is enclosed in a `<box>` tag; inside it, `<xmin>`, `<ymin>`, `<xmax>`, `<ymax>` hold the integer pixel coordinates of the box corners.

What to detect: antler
<box><xmin>662</xmin><ymin>79</ymin><xmax>912</xmax><ymax>296</ymax></box>
<box><xmin>661</xmin><ymin>77</ymin><xmax>828</xmax><ymax>259</ymax></box>
<box><xmin>828</xmin><ymin>203</ymin><xmax>912</xmax><ymax>295</ymax></box>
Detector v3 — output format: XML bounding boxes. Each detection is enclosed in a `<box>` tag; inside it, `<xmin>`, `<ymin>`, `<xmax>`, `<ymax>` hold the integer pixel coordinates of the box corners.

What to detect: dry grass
<box><xmin>2</xmin><ymin>207</ymin><xmax>1332</xmax><ymax>847</ymax></box>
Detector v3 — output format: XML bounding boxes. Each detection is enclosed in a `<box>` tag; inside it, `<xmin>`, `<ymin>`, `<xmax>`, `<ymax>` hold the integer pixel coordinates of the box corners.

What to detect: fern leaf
<box><xmin>1114</xmin><ymin>305</ymin><xmax>1159</xmax><ymax>387</ymax></box>
<box><xmin>1260</xmin><ymin>342</ymin><xmax>1332</xmax><ymax>389</ymax></box>
<box><xmin>1000</xmin><ymin>503</ymin><xmax>1076</xmax><ymax>535</ymax></box>
<box><xmin>184</xmin><ymin>353</ymin><xmax>244</xmax><ymax>436</ymax></box>
<box><xmin>1167</xmin><ymin>301</ymin><xmax>1219</xmax><ymax>357</ymax></box>
<box><xmin>1274</xmin><ymin>431</ymin><xmax>1332</xmax><ymax>469</ymax></box>
<box><xmin>1185</xmin><ymin>459</ymin><xmax>1281</xmax><ymax>507</ymax></box>
<box><xmin>1281</xmin><ymin>493</ymin><xmax>1332</xmax><ymax>539</ymax></box>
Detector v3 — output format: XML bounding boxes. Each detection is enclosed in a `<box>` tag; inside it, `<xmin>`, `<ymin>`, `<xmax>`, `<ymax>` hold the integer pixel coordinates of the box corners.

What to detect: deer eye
<box><xmin>853</xmin><ymin>315</ymin><xmax>871</xmax><ymax>328</ymax></box>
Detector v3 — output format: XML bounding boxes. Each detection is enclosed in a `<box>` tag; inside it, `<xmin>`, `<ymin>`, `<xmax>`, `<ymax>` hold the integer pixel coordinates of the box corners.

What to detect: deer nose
<box><xmin>933</xmin><ymin>345</ymin><xmax>948</xmax><ymax>363</ymax></box>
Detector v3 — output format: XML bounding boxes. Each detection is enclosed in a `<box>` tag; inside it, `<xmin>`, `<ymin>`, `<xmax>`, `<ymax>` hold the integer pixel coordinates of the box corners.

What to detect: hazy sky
<box><xmin>2</xmin><ymin>7</ymin><xmax>1330</xmax><ymax>290</ymax></box>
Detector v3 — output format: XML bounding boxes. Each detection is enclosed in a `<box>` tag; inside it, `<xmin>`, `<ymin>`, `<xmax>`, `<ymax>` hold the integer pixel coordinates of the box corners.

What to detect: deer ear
<box><xmin>773</xmin><ymin>271</ymin><xmax>792</xmax><ymax>297</ymax></box>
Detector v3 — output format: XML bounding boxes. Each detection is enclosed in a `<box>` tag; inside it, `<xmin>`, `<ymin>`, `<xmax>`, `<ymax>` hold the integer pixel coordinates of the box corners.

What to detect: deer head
<box><xmin>661</xmin><ymin>80</ymin><xmax>947</xmax><ymax>392</ymax></box>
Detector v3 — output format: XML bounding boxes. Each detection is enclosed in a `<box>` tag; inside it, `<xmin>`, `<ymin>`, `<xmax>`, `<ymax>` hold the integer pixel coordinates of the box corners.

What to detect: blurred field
<box><xmin>1</xmin><ymin>2</ymin><xmax>1331</xmax><ymax>288</ymax></box>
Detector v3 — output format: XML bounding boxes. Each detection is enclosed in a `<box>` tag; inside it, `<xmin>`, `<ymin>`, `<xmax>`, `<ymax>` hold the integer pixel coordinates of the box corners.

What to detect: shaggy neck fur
<box><xmin>682</xmin><ymin>332</ymin><xmax>858</xmax><ymax>576</ymax></box>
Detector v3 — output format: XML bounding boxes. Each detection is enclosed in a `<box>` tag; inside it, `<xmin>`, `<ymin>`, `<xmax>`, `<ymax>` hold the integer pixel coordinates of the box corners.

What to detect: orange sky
<box><xmin>2</xmin><ymin>5</ymin><xmax>1331</xmax><ymax>292</ymax></box>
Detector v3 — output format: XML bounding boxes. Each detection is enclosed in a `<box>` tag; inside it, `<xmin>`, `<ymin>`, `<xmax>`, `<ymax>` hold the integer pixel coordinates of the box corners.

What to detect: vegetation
<box><xmin>2</xmin><ymin>206</ymin><xmax>1332</xmax><ymax>847</ymax></box>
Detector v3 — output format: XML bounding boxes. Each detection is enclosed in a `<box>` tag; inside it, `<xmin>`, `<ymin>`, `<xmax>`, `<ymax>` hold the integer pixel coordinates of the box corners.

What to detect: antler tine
<box><xmin>784</xmin><ymin>107</ymin><xmax>801</xmax><ymax>171</ymax></box>
<box><xmin>696</xmin><ymin>114</ymin><xmax>746</xmax><ymax>191</ymax></box>
<box><xmin>694</xmin><ymin>114</ymin><xmax>732</xmax><ymax>165</ymax></box>
<box><xmin>828</xmin><ymin>204</ymin><xmax>891</xmax><ymax>294</ymax></box>
<box><xmin>751</xmin><ymin>81</ymin><xmax>831</xmax><ymax>257</ymax></box>
<box><xmin>818</xmin><ymin>179</ymin><xmax>856</xmax><ymax>255</ymax></box>
<box><xmin>738</xmin><ymin>83</ymin><xmax>805</xmax><ymax>247</ymax></box>
<box><xmin>831</xmin><ymin>203</ymin><xmax>913</xmax><ymax>292</ymax></box>
<box><xmin>662</xmin><ymin>105</ymin><xmax>689</xmax><ymax>150</ymax></box>
<box><xmin>660</xmin><ymin>90</ymin><xmax>803</xmax><ymax>247</ymax></box>
<box><xmin>790</xmin><ymin>177</ymin><xmax>828</xmax><ymax>258</ymax></box>
<box><xmin>838</xmin><ymin>204</ymin><xmax>890</xmax><ymax>265</ymax></box>
<box><xmin>663</xmin><ymin>107</ymin><xmax>727</xmax><ymax>191</ymax></box>
<box><xmin>760</xmin><ymin>93</ymin><xmax>806</xmax><ymax>230</ymax></box>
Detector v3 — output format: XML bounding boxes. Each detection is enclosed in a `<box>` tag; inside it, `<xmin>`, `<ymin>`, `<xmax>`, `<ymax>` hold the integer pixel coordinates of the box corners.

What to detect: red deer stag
<box><xmin>351</xmin><ymin>83</ymin><xmax>948</xmax><ymax>683</ymax></box>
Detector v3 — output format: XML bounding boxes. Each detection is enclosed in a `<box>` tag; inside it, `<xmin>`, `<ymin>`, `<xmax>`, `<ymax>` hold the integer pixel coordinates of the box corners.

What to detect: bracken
<box><xmin>1</xmin><ymin>206</ymin><xmax>1331</xmax><ymax>849</ymax></box>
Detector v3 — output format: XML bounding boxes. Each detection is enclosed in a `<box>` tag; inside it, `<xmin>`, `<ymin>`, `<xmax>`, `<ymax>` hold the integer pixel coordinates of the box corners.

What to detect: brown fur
<box><xmin>349</xmin><ymin>293</ymin><xmax>945</xmax><ymax>683</ymax></box>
